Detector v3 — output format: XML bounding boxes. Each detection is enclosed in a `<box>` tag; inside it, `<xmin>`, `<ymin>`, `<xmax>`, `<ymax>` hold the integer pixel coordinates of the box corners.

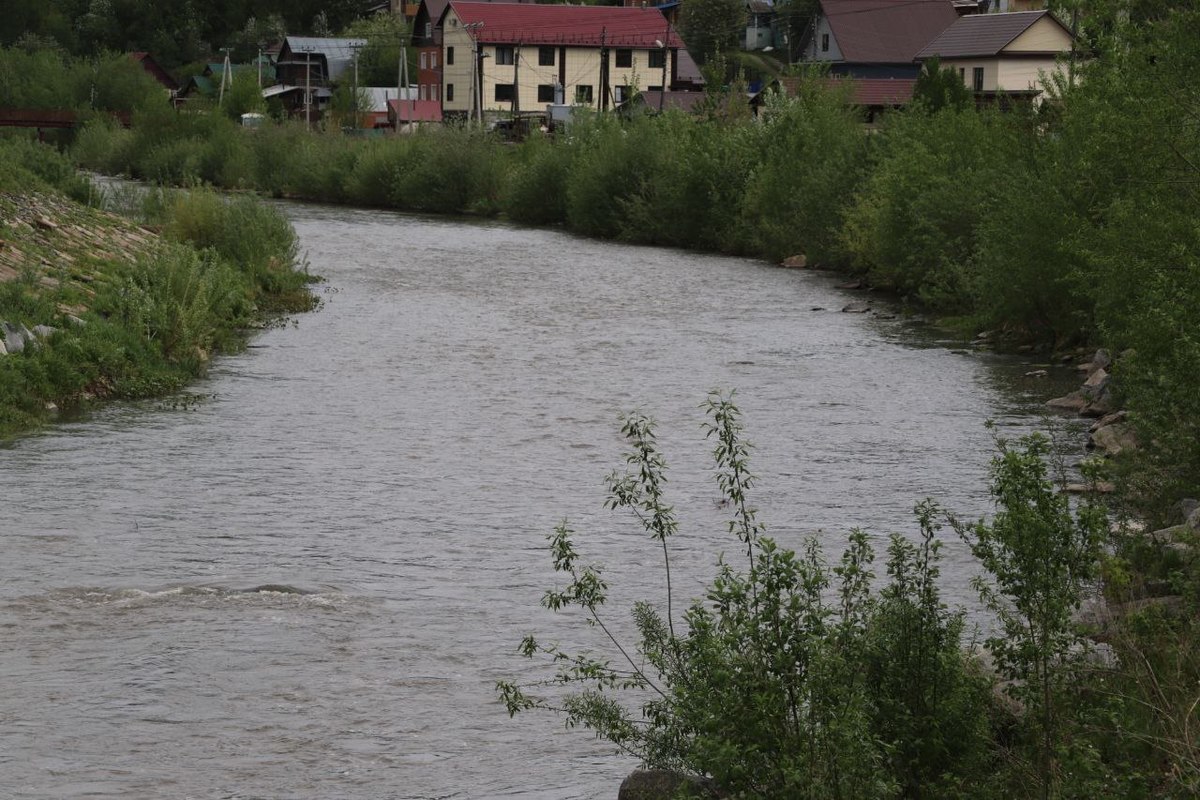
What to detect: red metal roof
<box><xmin>837</xmin><ymin>76</ymin><xmax>916</xmax><ymax>105</ymax></box>
<box><xmin>820</xmin><ymin>0</ymin><xmax>958</xmax><ymax>63</ymax></box>
<box><xmin>443</xmin><ymin>2</ymin><xmax>684</xmax><ymax>48</ymax></box>
<box><xmin>387</xmin><ymin>99</ymin><xmax>445</xmax><ymax>122</ymax></box>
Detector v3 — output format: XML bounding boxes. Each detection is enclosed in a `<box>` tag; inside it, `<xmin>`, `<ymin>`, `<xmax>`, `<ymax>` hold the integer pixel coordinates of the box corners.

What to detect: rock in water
<box><xmin>619</xmin><ymin>770</ymin><xmax>724</xmax><ymax>800</ymax></box>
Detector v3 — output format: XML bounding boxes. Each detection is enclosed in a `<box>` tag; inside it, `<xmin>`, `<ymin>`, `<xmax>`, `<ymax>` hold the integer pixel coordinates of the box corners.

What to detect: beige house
<box><xmin>438</xmin><ymin>1</ymin><xmax>690</xmax><ymax>121</ymax></box>
<box><xmin>915</xmin><ymin>10</ymin><xmax>1075</xmax><ymax>100</ymax></box>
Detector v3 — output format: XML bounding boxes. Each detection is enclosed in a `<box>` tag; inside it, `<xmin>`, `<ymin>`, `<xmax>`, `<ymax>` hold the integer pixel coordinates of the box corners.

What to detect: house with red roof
<box><xmin>915</xmin><ymin>9</ymin><xmax>1074</xmax><ymax>103</ymax></box>
<box><xmin>799</xmin><ymin>0</ymin><xmax>960</xmax><ymax>78</ymax></box>
<box><xmin>438</xmin><ymin>1</ymin><xmax>694</xmax><ymax>122</ymax></box>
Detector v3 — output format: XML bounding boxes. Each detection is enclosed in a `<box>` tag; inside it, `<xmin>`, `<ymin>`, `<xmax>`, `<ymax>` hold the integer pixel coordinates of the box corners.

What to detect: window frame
<box><xmin>538</xmin><ymin>46</ymin><xmax>555</xmax><ymax>66</ymax></box>
<box><xmin>495</xmin><ymin>46</ymin><xmax>515</xmax><ymax>65</ymax></box>
<box><xmin>495</xmin><ymin>83</ymin><xmax>516</xmax><ymax>102</ymax></box>
<box><xmin>615</xmin><ymin>49</ymin><xmax>632</xmax><ymax>68</ymax></box>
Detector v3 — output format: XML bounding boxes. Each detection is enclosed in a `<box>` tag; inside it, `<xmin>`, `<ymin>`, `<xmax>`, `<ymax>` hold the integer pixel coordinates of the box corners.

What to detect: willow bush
<box><xmin>741</xmin><ymin>82</ymin><xmax>866</xmax><ymax>264</ymax></box>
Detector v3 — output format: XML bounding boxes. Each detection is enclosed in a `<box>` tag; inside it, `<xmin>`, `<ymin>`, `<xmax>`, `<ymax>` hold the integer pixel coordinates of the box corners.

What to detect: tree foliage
<box><xmin>679</xmin><ymin>0</ymin><xmax>745</xmax><ymax>66</ymax></box>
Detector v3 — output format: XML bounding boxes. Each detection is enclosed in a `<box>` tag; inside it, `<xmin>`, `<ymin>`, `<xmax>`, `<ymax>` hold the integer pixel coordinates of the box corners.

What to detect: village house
<box><xmin>437</xmin><ymin>1</ymin><xmax>692</xmax><ymax>122</ymax></box>
<box><xmin>411</xmin><ymin>0</ymin><xmax>536</xmax><ymax>105</ymax></box>
<box><xmin>914</xmin><ymin>9</ymin><xmax>1075</xmax><ymax>104</ymax></box>
<box><xmin>267</xmin><ymin>36</ymin><xmax>368</xmax><ymax>121</ymax></box>
<box><xmin>799</xmin><ymin>0</ymin><xmax>960</xmax><ymax>78</ymax></box>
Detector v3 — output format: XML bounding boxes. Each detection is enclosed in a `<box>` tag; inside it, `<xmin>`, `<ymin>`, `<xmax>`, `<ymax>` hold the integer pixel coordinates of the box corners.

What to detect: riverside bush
<box><xmin>621</xmin><ymin>111</ymin><xmax>761</xmax><ymax>252</ymax></box>
<box><xmin>565</xmin><ymin>115</ymin><xmax>662</xmax><ymax>239</ymax></box>
<box><xmin>741</xmin><ymin>82</ymin><xmax>866</xmax><ymax>264</ymax></box>
<box><xmin>499</xmin><ymin>394</ymin><xmax>1003</xmax><ymax>799</ymax></box>
<box><xmin>840</xmin><ymin>108</ymin><xmax>1016</xmax><ymax>311</ymax></box>
<box><xmin>389</xmin><ymin>128</ymin><xmax>507</xmax><ymax>215</ymax></box>
<box><xmin>503</xmin><ymin>133</ymin><xmax>572</xmax><ymax>225</ymax></box>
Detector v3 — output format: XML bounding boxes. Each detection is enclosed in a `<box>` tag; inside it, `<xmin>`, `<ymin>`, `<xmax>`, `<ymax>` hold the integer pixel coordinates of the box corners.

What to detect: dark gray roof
<box><xmin>820</xmin><ymin>0</ymin><xmax>959</xmax><ymax>64</ymax></box>
<box><xmin>915</xmin><ymin>10</ymin><xmax>1065</xmax><ymax>59</ymax></box>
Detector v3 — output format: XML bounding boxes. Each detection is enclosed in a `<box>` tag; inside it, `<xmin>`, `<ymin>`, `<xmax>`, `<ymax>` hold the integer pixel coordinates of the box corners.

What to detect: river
<box><xmin>0</xmin><ymin>203</ymin><xmax>1083</xmax><ymax>799</ymax></box>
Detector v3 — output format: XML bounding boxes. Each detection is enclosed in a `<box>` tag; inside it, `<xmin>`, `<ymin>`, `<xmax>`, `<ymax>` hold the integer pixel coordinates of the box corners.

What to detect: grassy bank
<box><xmin>0</xmin><ymin>135</ymin><xmax>317</xmax><ymax>437</ymax></box>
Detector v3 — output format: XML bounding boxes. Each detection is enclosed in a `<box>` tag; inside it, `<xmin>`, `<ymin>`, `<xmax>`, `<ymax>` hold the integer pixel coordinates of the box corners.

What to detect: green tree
<box><xmin>499</xmin><ymin>393</ymin><xmax>994</xmax><ymax>799</ymax></box>
<box><xmin>911</xmin><ymin>57</ymin><xmax>972</xmax><ymax>113</ymax></box>
<box><xmin>679</xmin><ymin>0</ymin><xmax>745</xmax><ymax>66</ymax></box>
<box><xmin>340</xmin><ymin>11</ymin><xmax>414</xmax><ymax>88</ymax></box>
<box><xmin>952</xmin><ymin>432</ymin><xmax>1107</xmax><ymax>799</ymax></box>
<box><xmin>221</xmin><ymin>69</ymin><xmax>267</xmax><ymax>120</ymax></box>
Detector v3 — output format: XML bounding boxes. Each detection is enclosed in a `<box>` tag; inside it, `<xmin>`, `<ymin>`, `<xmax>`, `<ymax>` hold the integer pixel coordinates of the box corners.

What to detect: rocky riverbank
<box><xmin>0</xmin><ymin>184</ymin><xmax>314</xmax><ymax>436</ymax></box>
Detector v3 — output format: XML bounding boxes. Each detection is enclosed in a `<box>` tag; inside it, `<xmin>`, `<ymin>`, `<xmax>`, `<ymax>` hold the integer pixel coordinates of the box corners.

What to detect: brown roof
<box><xmin>443</xmin><ymin>2</ymin><xmax>685</xmax><ymax>48</ymax></box>
<box><xmin>771</xmin><ymin>75</ymin><xmax>915</xmax><ymax>106</ymax></box>
<box><xmin>837</xmin><ymin>76</ymin><xmax>916</xmax><ymax>105</ymax></box>
<box><xmin>636</xmin><ymin>90</ymin><xmax>706</xmax><ymax>113</ymax></box>
<box><xmin>820</xmin><ymin>0</ymin><xmax>958</xmax><ymax>63</ymax></box>
<box><xmin>915</xmin><ymin>10</ymin><xmax>1065</xmax><ymax>58</ymax></box>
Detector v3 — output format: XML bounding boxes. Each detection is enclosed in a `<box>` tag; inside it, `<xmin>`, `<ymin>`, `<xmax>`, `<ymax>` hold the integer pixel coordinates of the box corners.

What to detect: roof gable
<box><xmin>443</xmin><ymin>2</ymin><xmax>684</xmax><ymax>48</ymax></box>
<box><xmin>915</xmin><ymin>10</ymin><xmax>1071</xmax><ymax>59</ymax></box>
<box><xmin>819</xmin><ymin>0</ymin><xmax>958</xmax><ymax>63</ymax></box>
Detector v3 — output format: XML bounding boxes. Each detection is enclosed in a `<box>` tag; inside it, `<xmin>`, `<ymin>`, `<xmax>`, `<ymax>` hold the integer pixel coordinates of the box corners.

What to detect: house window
<box><xmin>537</xmin><ymin>84</ymin><xmax>555</xmax><ymax>103</ymax></box>
<box><xmin>648</xmin><ymin>49</ymin><xmax>665</xmax><ymax>69</ymax></box>
<box><xmin>538</xmin><ymin>46</ymin><xmax>555</xmax><ymax>66</ymax></box>
<box><xmin>447</xmin><ymin>46</ymin><xmax>455</xmax><ymax>65</ymax></box>
<box><xmin>420</xmin><ymin>52</ymin><xmax>427</xmax><ymax>69</ymax></box>
<box><xmin>615</xmin><ymin>49</ymin><xmax>632</xmax><ymax>68</ymax></box>
<box><xmin>420</xmin><ymin>84</ymin><xmax>428</xmax><ymax>101</ymax></box>
<box><xmin>495</xmin><ymin>83</ymin><xmax>515</xmax><ymax>102</ymax></box>
<box><xmin>431</xmin><ymin>52</ymin><xmax>438</xmax><ymax>68</ymax></box>
<box><xmin>973</xmin><ymin>66</ymin><xmax>984</xmax><ymax>91</ymax></box>
<box><xmin>447</xmin><ymin>84</ymin><xmax>454</xmax><ymax>102</ymax></box>
<box><xmin>614</xmin><ymin>85</ymin><xmax>629</xmax><ymax>104</ymax></box>
<box><xmin>821</xmin><ymin>33</ymin><xmax>829</xmax><ymax>52</ymax></box>
<box><xmin>575</xmin><ymin>84</ymin><xmax>593</xmax><ymax>104</ymax></box>
<box><xmin>433</xmin><ymin>83</ymin><xmax>440</xmax><ymax>101</ymax></box>
<box><xmin>496</xmin><ymin>46</ymin><xmax>514</xmax><ymax>65</ymax></box>
<box><xmin>959</xmin><ymin>67</ymin><xmax>965</xmax><ymax>79</ymax></box>
<box><xmin>425</xmin><ymin>22</ymin><xmax>432</xmax><ymax>38</ymax></box>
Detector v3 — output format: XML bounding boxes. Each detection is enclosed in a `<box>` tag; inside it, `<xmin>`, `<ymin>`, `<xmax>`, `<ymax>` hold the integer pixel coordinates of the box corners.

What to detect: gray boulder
<box><xmin>619</xmin><ymin>770</ymin><xmax>724</xmax><ymax>800</ymax></box>
<box><xmin>1173</xmin><ymin>498</ymin><xmax>1199</xmax><ymax>524</ymax></box>
<box><xmin>1047</xmin><ymin>391</ymin><xmax>1088</xmax><ymax>413</ymax></box>
<box><xmin>1088</xmin><ymin>422</ymin><xmax>1137</xmax><ymax>456</ymax></box>
<box><xmin>2</xmin><ymin>321</ymin><xmax>26</xmax><ymax>353</ymax></box>
<box><xmin>32</xmin><ymin>324</ymin><xmax>57</xmax><ymax>339</ymax></box>
<box><xmin>1082</xmin><ymin>367</ymin><xmax>1110</xmax><ymax>399</ymax></box>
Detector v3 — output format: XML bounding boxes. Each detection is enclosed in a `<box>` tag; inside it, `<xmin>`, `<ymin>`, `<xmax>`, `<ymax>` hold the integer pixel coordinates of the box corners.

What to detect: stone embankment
<box><xmin>0</xmin><ymin>191</ymin><xmax>159</xmax><ymax>357</ymax></box>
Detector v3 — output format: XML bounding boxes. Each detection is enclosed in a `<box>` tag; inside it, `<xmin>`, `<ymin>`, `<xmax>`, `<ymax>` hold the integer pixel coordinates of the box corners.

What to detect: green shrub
<box><xmin>840</xmin><ymin>109</ymin><xmax>1015</xmax><ymax>311</ymax></box>
<box><xmin>741</xmin><ymin>82</ymin><xmax>866</xmax><ymax>264</ymax></box>
<box><xmin>345</xmin><ymin>136</ymin><xmax>417</xmax><ymax>208</ymax></box>
<box><xmin>503</xmin><ymin>133</ymin><xmax>572</xmax><ymax>225</ymax></box>
<box><xmin>390</xmin><ymin>127</ymin><xmax>507</xmax><ymax>215</ymax></box>
<box><xmin>565</xmin><ymin>115</ymin><xmax>662</xmax><ymax>239</ymax></box>
<box><xmin>500</xmin><ymin>394</ymin><xmax>996</xmax><ymax>799</ymax></box>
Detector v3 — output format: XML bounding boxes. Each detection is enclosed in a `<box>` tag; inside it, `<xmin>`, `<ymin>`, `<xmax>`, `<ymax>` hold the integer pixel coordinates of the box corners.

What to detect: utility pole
<box><xmin>400</xmin><ymin>29</ymin><xmax>411</xmax><ymax>132</ymax></box>
<box><xmin>257</xmin><ymin>42</ymin><xmax>264</xmax><ymax>88</ymax></box>
<box><xmin>599</xmin><ymin>27</ymin><xmax>608</xmax><ymax>112</ymax></box>
<box><xmin>304</xmin><ymin>48</ymin><xmax>312</xmax><ymax>129</ymax></box>
<box><xmin>464</xmin><ymin>22</ymin><xmax>486</xmax><ymax>126</ymax></box>
<box><xmin>353</xmin><ymin>43</ymin><xmax>361</xmax><ymax>129</ymax></box>
<box><xmin>513</xmin><ymin>42</ymin><xmax>520</xmax><ymax>120</ymax></box>
<box><xmin>218</xmin><ymin>47</ymin><xmax>232</xmax><ymax>106</ymax></box>
<box><xmin>658</xmin><ymin>28</ymin><xmax>669</xmax><ymax>113</ymax></box>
